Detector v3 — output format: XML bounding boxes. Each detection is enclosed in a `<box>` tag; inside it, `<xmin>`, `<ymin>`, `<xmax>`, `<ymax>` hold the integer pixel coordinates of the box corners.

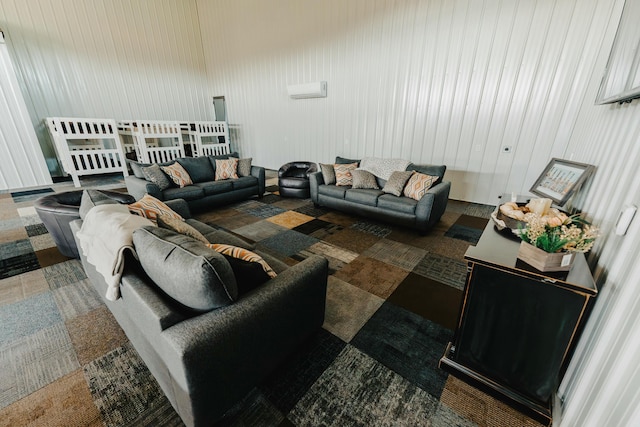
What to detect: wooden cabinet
<box><xmin>439</xmin><ymin>222</ymin><xmax>597</xmax><ymax>426</ymax></box>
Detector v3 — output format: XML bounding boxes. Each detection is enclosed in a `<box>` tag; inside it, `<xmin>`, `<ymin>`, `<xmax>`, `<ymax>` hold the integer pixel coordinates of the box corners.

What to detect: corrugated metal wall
<box><xmin>196</xmin><ymin>0</ymin><xmax>618</xmax><ymax>205</ymax></box>
<box><xmin>0</xmin><ymin>0</ymin><xmax>211</xmax><ymax>176</ymax></box>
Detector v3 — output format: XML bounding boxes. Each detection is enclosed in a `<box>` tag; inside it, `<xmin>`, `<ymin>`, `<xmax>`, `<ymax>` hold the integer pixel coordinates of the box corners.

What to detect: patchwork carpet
<box><xmin>0</xmin><ymin>173</ymin><xmax>544</xmax><ymax>427</ymax></box>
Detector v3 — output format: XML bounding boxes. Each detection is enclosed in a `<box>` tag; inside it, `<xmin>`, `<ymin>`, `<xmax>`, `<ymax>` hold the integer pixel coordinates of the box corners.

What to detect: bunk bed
<box><xmin>46</xmin><ymin>117</ymin><xmax>129</xmax><ymax>187</ymax></box>
<box><xmin>182</xmin><ymin>121</ymin><xmax>231</xmax><ymax>157</ymax></box>
<box><xmin>117</xmin><ymin>120</ymin><xmax>185</xmax><ymax>164</ymax></box>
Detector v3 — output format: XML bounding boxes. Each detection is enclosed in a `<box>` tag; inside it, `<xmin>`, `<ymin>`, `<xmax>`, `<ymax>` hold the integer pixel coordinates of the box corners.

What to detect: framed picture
<box><xmin>530</xmin><ymin>158</ymin><xmax>595</xmax><ymax>206</ymax></box>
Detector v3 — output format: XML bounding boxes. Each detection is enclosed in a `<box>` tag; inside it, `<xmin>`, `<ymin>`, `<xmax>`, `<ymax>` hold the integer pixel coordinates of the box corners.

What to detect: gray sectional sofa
<box><xmin>125</xmin><ymin>152</ymin><xmax>265</xmax><ymax>211</ymax></box>
<box><xmin>310</xmin><ymin>157</ymin><xmax>451</xmax><ymax>233</ymax></box>
<box><xmin>72</xmin><ymin>198</ymin><xmax>328</xmax><ymax>426</ymax></box>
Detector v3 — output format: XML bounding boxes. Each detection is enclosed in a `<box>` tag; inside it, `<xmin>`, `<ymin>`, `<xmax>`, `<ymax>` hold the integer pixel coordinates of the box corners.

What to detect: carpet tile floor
<box><xmin>0</xmin><ymin>173</ymin><xmax>545</xmax><ymax>427</ymax></box>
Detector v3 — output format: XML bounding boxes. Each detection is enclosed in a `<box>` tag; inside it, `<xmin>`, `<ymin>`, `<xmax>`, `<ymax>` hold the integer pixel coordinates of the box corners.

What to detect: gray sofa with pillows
<box><xmin>310</xmin><ymin>156</ymin><xmax>451</xmax><ymax>233</ymax></box>
<box><xmin>124</xmin><ymin>152</ymin><xmax>265</xmax><ymax>212</ymax></box>
<box><xmin>71</xmin><ymin>195</ymin><xmax>328</xmax><ymax>426</ymax></box>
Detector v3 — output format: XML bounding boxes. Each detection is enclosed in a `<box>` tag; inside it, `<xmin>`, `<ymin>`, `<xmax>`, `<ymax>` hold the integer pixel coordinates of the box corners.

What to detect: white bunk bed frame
<box><xmin>117</xmin><ymin>120</ymin><xmax>185</xmax><ymax>164</ymax></box>
<box><xmin>46</xmin><ymin>117</ymin><xmax>129</xmax><ymax>187</ymax></box>
<box><xmin>182</xmin><ymin>121</ymin><xmax>231</xmax><ymax>157</ymax></box>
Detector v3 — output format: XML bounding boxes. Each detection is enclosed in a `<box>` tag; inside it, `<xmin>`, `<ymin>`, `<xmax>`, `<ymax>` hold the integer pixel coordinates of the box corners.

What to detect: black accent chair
<box><xmin>278</xmin><ymin>161</ymin><xmax>318</xmax><ymax>198</ymax></box>
<box><xmin>34</xmin><ymin>190</ymin><xmax>135</xmax><ymax>258</ymax></box>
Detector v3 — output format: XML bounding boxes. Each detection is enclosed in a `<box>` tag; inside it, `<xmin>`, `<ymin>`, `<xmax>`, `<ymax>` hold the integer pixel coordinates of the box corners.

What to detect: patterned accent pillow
<box><xmin>215</xmin><ymin>158</ymin><xmax>239</xmax><ymax>180</ymax></box>
<box><xmin>128</xmin><ymin>194</ymin><xmax>183</xmax><ymax>224</ymax></box>
<box><xmin>142</xmin><ymin>164</ymin><xmax>172</xmax><ymax>190</ymax></box>
<box><xmin>334</xmin><ymin>162</ymin><xmax>358</xmax><ymax>186</ymax></box>
<box><xmin>320</xmin><ymin>163</ymin><xmax>336</xmax><ymax>185</ymax></box>
<box><xmin>230</xmin><ymin>157</ymin><xmax>252</xmax><ymax>177</ymax></box>
<box><xmin>403</xmin><ymin>172</ymin><xmax>439</xmax><ymax>201</ymax></box>
<box><xmin>351</xmin><ymin>169</ymin><xmax>380</xmax><ymax>189</ymax></box>
<box><xmin>382</xmin><ymin>170</ymin><xmax>415</xmax><ymax>196</ymax></box>
<box><xmin>157</xmin><ymin>214</ymin><xmax>208</xmax><ymax>244</ymax></box>
<box><xmin>207</xmin><ymin>243</ymin><xmax>277</xmax><ymax>293</ymax></box>
<box><xmin>160</xmin><ymin>162</ymin><xmax>193</xmax><ymax>188</ymax></box>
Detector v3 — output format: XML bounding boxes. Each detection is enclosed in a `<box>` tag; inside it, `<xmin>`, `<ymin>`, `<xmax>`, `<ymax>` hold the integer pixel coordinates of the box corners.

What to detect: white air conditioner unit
<box><xmin>287</xmin><ymin>81</ymin><xmax>327</xmax><ymax>99</ymax></box>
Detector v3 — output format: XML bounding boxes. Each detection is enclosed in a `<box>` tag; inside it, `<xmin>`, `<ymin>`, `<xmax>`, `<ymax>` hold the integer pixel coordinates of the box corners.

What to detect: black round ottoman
<box><xmin>34</xmin><ymin>190</ymin><xmax>135</xmax><ymax>258</ymax></box>
<box><xmin>278</xmin><ymin>161</ymin><xmax>318</xmax><ymax>198</ymax></box>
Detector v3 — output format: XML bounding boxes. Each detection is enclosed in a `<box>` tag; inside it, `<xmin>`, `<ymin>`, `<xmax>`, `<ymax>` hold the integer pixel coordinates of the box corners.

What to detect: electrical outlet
<box><xmin>502</xmin><ymin>146</ymin><xmax>512</xmax><ymax>153</ymax></box>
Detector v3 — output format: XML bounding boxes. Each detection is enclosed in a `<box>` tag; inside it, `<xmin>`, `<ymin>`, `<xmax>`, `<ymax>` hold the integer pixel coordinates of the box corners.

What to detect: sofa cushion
<box><xmin>351</xmin><ymin>169</ymin><xmax>380</xmax><ymax>190</ymax></box>
<box><xmin>406</xmin><ymin>163</ymin><xmax>446</xmax><ymax>184</ymax></box>
<box><xmin>382</xmin><ymin>170</ymin><xmax>415</xmax><ymax>196</ymax></box>
<box><xmin>163</xmin><ymin>185</ymin><xmax>205</xmax><ymax>201</ymax></box>
<box><xmin>403</xmin><ymin>172</ymin><xmax>439</xmax><ymax>201</ymax></box>
<box><xmin>334</xmin><ymin>162</ymin><xmax>358</xmax><ymax>186</ymax></box>
<box><xmin>320</xmin><ymin>163</ymin><xmax>336</xmax><ymax>185</ymax></box>
<box><xmin>133</xmin><ymin>227</ymin><xmax>238</xmax><ymax>312</ymax></box>
<box><xmin>128</xmin><ymin>194</ymin><xmax>183</xmax><ymax>224</ymax></box>
<box><xmin>215</xmin><ymin>158</ymin><xmax>239</xmax><ymax>180</ymax></box>
<box><xmin>161</xmin><ymin>162</ymin><xmax>193</xmax><ymax>187</ymax></box>
<box><xmin>377</xmin><ymin>194</ymin><xmax>418</xmax><ymax>215</ymax></box>
<box><xmin>233</xmin><ymin>176</ymin><xmax>259</xmax><ymax>190</ymax></box>
<box><xmin>157</xmin><ymin>214</ymin><xmax>208</xmax><ymax>244</ymax></box>
<box><xmin>345</xmin><ymin>189</ymin><xmax>384</xmax><ymax>206</ymax></box>
<box><xmin>79</xmin><ymin>189</ymin><xmax>121</xmax><ymax>220</ymax></box>
<box><xmin>318</xmin><ymin>185</ymin><xmax>347</xmax><ymax>199</ymax></box>
<box><xmin>142</xmin><ymin>164</ymin><xmax>172</xmax><ymax>190</ymax></box>
<box><xmin>177</xmin><ymin>156</ymin><xmax>216</xmax><ymax>183</ymax></box>
<box><xmin>207</xmin><ymin>243</ymin><xmax>277</xmax><ymax>294</ymax></box>
<box><xmin>193</xmin><ymin>180</ymin><xmax>233</xmax><ymax>196</ymax></box>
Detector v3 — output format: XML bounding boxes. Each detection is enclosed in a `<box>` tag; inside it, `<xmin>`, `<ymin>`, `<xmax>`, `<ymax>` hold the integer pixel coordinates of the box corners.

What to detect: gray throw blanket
<box><xmin>359</xmin><ymin>157</ymin><xmax>411</xmax><ymax>180</ymax></box>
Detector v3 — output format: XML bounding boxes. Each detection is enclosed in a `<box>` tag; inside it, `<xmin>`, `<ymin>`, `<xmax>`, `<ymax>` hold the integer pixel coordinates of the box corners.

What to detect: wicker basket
<box><xmin>517</xmin><ymin>241</ymin><xmax>576</xmax><ymax>272</ymax></box>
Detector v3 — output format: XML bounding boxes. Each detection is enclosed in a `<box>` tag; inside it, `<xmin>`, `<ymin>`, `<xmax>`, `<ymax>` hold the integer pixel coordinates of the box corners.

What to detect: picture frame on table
<box><xmin>530</xmin><ymin>158</ymin><xmax>595</xmax><ymax>206</ymax></box>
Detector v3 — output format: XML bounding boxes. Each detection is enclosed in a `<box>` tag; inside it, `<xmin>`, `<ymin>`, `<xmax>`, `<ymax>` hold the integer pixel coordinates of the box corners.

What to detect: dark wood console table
<box><xmin>439</xmin><ymin>220</ymin><xmax>597</xmax><ymax>426</ymax></box>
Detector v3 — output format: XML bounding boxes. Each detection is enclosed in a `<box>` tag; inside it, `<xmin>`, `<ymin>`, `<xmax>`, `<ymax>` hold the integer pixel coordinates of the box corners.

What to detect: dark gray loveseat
<box><xmin>71</xmin><ymin>199</ymin><xmax>328</xmax><ymax>426</ymax></box>
<box><xmin>125</xmin><ymin>153</ymin><xmax>265</xmax><ymax>211</ymax></box>
<box><xmin>310</xmin><ymin>157</ymin><xmax>451</xmax><ymax>233</ymax></box>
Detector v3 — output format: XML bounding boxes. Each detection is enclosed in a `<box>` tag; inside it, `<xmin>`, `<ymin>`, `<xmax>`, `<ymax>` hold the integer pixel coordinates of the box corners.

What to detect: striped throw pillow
<box><xmin>128</xmin><ymin>194</ymin><xmax>183</xmax><ymax>224</ymax></box>
<box><xmin>160</xmin><ymin>162</ymin><xmax>193</xmax><ymax>188</ymax></box>
<box><xmin>403</xmin><ymin>172</ymin><xmax>438</xmax><ymax>201</ymax></box>
<box><xmin>215</xmin><ymin>158</ymin><xmax>239</xmax><ymax>180</ymax></box>
<box><xmin>334</xmin><ymin>162</ymin><xmax>358</xmax><ymax>186</ymax></box>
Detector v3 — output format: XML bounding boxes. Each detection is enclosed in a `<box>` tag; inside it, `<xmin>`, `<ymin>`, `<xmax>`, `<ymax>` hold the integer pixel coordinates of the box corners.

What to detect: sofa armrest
<box><xmin>309</xmin><ymin>171</ymin><xmax>324</xmax><ymax>204</ymax></box>
<box><xmin>250</xmin><ymin>165</ymin><xmax>266</xmax><ymax>196</ymax></box>
<box><xmin>159</xmin><ymin>254</ymin><xmax>328</xmax><ymax>422</ymax></box>
<box><xmin>165</xmin><ymin>199</ymin><xmax>192</xmax><ymax>219</ymax></box>
<box><xmin>415</xmin><ymin>181</ymin><xmax>451</xmax><ymax>229</ymax></box>
<box><xmin>125</xmin><ymin>175</ymin><xmax>163</xmax><ymax>201</ymax></box>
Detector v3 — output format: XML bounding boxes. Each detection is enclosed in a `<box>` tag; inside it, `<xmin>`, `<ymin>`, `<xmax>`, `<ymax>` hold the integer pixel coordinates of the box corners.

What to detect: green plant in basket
<box><xmin>519</xmin><ymin>214</ymin><xmax>599</xmax><ymax>253</ymax></box>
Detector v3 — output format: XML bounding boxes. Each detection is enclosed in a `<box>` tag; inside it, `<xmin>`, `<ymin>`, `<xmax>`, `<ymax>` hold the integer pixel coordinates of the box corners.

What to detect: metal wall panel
<box><xmin>0</xmin><ymin>0</ymin><xmax>210</xmax><ymax>175</ymax></box>
<box><xmin>197</xmin><ymin>0</ymin><xmax>617</xmax><ymax>205</ymax></box>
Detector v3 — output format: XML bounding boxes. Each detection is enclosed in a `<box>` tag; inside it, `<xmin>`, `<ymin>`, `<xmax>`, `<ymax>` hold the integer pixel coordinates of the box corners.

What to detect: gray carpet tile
<box><xmin>28</xmin><ymin>233</ymin><xmax>56</xmax><ymax>251</ymax></box>
<box><xmin>217</xmin><ymin>388</ymin><xmax>284</xmax><ymax>427</ymax></box>
<box><xmin>297</xmin><ymin>241</ymin><xmax>358</xmax><ymax>274</ymax></box>
<box><xmin>233</xmin><ymin>220</ymin><xmax>288</xmax><ymax>242</ymax></box>
<box><xmin>293</xmin><ymin>203</ymin><xmax>331</xmax><ymax>218</ymax></box>
<box><xmin>258</xmin><ymin>230</ymin><xmax>319</xmax><ymax>257</ymax></box>
<box><xmin>243</xmin><ymin>204</ymin><xmax>287</xmax><ymax>219</ymax></box>
<box><xmin>289</xmin><ymin>345</ymin><xmax>445</xmax><ymax>427</ymax></box>
<box><xmin>259</xmin><ymin>194</ymin><xmax>283</xmax><ymax>204</ymax></box>
<box><xmin>444</xmin><ymin>224</ymin><xmax>484</xmax><ymax>244</ymax></box>
<box><xmin>53</xmin><ymin>278</ymin><xmax>104</xmax><ymax>321</ymax></box>
<box><xmin>0</xmin><ymin>323</ymin><xmax>79</xmax><ymax>409</ymax></box>
<box><xmin>464</xmin><ymin>203</ymin><xmax>496</xmax><ymax>219</ymax></box>
<box><xmin>25</xmin><ymin>223</ymin><xmax>48</xmax><ymax>237</ymax></box>
<box><xmin>0</xmin><ymin>218</ymin><xmax>24</xmax><ymax>232</ymax></box>
<box><xmin>0</xmin><ymin>252</ymin><xmax>40</xmax><ymax>280</ymax></box>
<box><xmin>350</xmin><ymin>220</ymin><xmax>393</xmax><ymax>238</ymax></box>
<box><xmin>20</xmin><ymin>214</ymin><xmax>44</xmax><ymax>227</ymax></box>
<box><xmin>84</xmin><ymin>343</ymin><xmax>173</xmax><ymax>427</ymax></box>
<box><xmin>362</xmin><ymin>239</ymin><xmax>428</xmax><ymax>271</ymax></box>
<box><xmin>351</xmin><ymin>302</ymin><xmax>452</xmax><ymax>399</ymax></box>
<box><xmin>0</xmin><ymin>291</ymin><xmax>62</xmax><ymax>344</ymax></box>
<box><xmin>0</xmin><ymin>239</ymin><xmax>34</xmax><ymax>260</ymax></box>
<box><xmin>413</xmin><ymin>252</ymin><xmax>468</xmax><ymax>290</ymax></box>
<box><xmin>41</xmin><ymin>259</ymin><xmax>87</xmax><ymax>290</ymax></box>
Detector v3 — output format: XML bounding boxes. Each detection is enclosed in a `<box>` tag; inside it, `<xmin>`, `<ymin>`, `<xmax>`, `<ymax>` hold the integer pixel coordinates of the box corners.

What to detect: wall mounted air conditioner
<box><xmin>287</xmin><ymin>81</ymin><xmax>327</xmax><ymax>99</ymax></box>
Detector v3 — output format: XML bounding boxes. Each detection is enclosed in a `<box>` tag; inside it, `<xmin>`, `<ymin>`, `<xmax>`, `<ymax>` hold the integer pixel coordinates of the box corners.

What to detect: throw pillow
<box><xmin>320</xmin><ymin>163</ymin><xmax>336</xmax><ymax>185</ymax></box>
<box><xmin>351</xmin><ymin>169</ymin><xmax>380</xmax><ymax>189</ymax></box>
<box><xmin>129</xmin><ymin>160</ymin><xmax>151</xmax><ymax>179</ymax></box>
<box><xmin>207</xmin><ymin>243</ymin><xmax>277</xmax><ymax>293</ymax></box>
<box><xmin>334</xmin><ymin>162</ymin><xmax>358</xmax><ymax>186</ymax></box>
<box><xmin>79</xmin><ymin>189</ymin><xmax>120</xmax><ymax>220</ymax></box>
<box><xmin>157</xmin><ymin>214</ymin><xmax>208</xmax><ymax>244</ymax></box>
<box><xmin>382</xmin><ymin>170</ymin><xmax>415</xmax><ymax>196</ymax></box>
<box><xmin>230</xmin><ymin>157</ymin><xmax>252</xmax><ymax>177</ymax></box>
<box><xmin>215</xmin><ymin>158</ymin><xmax>239</xmax><ymax>180</ymax></box>
<box><xmin>161</xmin><ymin>162</ymin><xmax>193</xmax><ymax>188</ymax></box>
<box><xmin>133</xmin><ymin>227</ymin><xmax>237</xmax><ymax>312</ymax></box>
<box><xmin>142</xmin><ymin>164</ymin><xmax>172</xmax><ymax>190</ymax></box>
<box><xmin>128</xmin><ymin>194</ymin><xmax>183</xmax><ymax>224</ymax></box>
<box><xmin>403</xmin><ymin>172</ymin><xmax>439</xmax><ymax>201</ymax></box>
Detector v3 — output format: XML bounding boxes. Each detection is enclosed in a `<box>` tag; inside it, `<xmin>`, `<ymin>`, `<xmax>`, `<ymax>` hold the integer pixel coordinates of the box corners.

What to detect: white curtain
<box><xmin>0</xmin><ymin>30</ymin><xmax>51</xmax><ymax>191</ymax></box>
